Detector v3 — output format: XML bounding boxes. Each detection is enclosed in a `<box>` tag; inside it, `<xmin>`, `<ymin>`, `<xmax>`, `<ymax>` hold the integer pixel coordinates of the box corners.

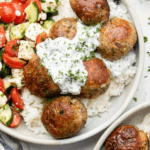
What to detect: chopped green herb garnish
<box><xmin>133</xmin><ymin>97</ymin><xmax>137</xmax><ymax>102</ymax></box>
<box><xmin>144</xmin><ymin>36</ymin><xmax>148</xmax><ymax>43</ymax></box>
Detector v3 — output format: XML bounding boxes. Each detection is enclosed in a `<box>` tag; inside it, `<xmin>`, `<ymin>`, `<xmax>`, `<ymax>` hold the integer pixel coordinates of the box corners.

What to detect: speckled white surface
<box><xmin>19</xmin><ymin>0</ymin><xmax>150</xmax><ymax>149</ymax></box>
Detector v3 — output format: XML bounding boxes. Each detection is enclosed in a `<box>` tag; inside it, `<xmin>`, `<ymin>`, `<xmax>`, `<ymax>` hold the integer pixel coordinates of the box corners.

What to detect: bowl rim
<box><xmin>93</xmin><ymin>102</ymin><xmax>150</xmax><ymax>150</ymax></box>
<box><xmin>0</xmin><ymin>0</ymin><xmax>145</xmax><ymax>145</ymax></box>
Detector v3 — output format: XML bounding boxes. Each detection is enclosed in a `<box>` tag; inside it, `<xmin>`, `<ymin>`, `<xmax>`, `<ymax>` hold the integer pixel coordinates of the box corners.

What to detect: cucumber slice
<box><xmin>42</xmin><ymin>0</ymin><xmax>57</xmax><ymax>13</ymax></box>
<box><xmin>10</xmin><ymin>22</ymin><xmax>29</xmax><ymax>40</ymax></box>
<box><xmin>0</xmin><ymin>91</ymin><xmax>7</xmax><ymax>108</ymax></box>
<box><xmin>42</xmin><ymin>20</ymin><xmax>55</xmax><ymax>30</ymax></box>
<box><xmin>0</xmin><ymin>104</ymin><xmax>13</xmax><ymax>126</ymax></box>
<box><xmin>25</xmin><ymin>2</ymin><xmax>39</xmax><ymax>23</ymax></box>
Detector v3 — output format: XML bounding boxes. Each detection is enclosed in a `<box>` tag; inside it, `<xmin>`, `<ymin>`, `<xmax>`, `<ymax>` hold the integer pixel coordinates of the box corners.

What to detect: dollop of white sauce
<box><xmin>15</xmin><ymin>10</ymin><xmax>21</xmax><ymax>17</ymax></box>
<box><xmin>37</xmin><ymin>22</ymin><xmax>101</xmax><ymax>95</ymax></box>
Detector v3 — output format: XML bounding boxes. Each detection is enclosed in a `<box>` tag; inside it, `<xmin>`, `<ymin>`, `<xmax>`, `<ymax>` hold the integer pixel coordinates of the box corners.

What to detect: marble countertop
<box><xmin>1</xmin><ymin>0</ymin><xmax>150</xmax><ymax>149</ymax></box>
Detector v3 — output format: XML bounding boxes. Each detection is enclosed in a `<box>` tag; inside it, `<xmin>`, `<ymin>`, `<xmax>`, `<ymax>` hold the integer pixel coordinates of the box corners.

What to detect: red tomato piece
<box><xmin>0</xmin><ymin>25</ymin><xmax>6</xmax><ymax>48</ymax></box>
<box><xmin>36</xmin><ymin>32</ymin><xmax>48</xmax><ymax>45</ymax></box>
<box><xmin>11</xmin><ymin>88</ymin><xmax>24</xmax><ymax>110</ymax></box>
<box><xmin>25</xmin><ymin>0</ymin><xmax>41</xmax><ymax>13</ymax></box>
<box><xmin>11</xmin><ymin>0</ymin><xmax>26</xmax><ymax>24</ymax></box>
<box><xmin>0</xmin><ymin>78</ymin><xmax>5</xmax><ymax>93</ymax></box>
<box><xmin>9</xmin><ymin>106</ymin><xmax>21</xmax><ymax>128</ymax></box>
<box><xmin>3</xmin><ymin>53</ymin><xmax>26</xmax><ymax>69</ymax></box>
<box><xmin>0</xmin><ymin>2</ymin><xmax>16</xmax><ymax>23</ymax></box>
<box><xmin>5</xmin><ymin>40</ymin><xmax>20</xmax><ymax>57</ymax></box>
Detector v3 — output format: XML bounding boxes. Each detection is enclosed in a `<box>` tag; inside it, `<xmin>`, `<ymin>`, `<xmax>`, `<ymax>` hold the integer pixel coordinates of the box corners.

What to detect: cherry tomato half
<box><xmin>5</xmin><ymin>40</ymin><xmax>20</xmax><ymax>57</ymax></box>
<box><xmin>36</xmin><ymin>32</ymin><xmax>48</xmax><ymax>45</ymax></box>
<box><xmin>11</xmin><ymin>0</ymin><xmax>26</xmax><ymax>24</ymax></box>
<box><xmin>11</xmin><ymin>88</ymin><xmax>24</xmax><ymax>110</ymax></box>
<box><xmin>0</xmin><ymin>2</ymin><xmax>16</xmax><ymax>23</ymax></box>
<box><xmin>0</xmin><ymin>78</ymin><xmax>5</xmax><ymax>93</ymax></box>
<box><xmin>0</xmin><ymin>25</ymin><xmax>6</xmax><ymax>48</ymax></box>
<box><xmin>25</xmin><ymin>0</ymin><xmax>41</xmax><ymax>13</ymax></box>
<box><xmin>3</xmin><ymin>53</ymin><xmax>26</xmax><ymax>69</ymax></box>
<box><xmin>9</xmin><ymin>106</ymin><xmax>21</xmax><ymax>127</ymax></box>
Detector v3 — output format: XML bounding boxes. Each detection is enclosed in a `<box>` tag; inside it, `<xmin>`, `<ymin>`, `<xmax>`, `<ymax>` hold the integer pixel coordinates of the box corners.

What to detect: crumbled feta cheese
<box><xmin>9</xmin><ymin>77</ymin><xmax>25</xmax><ymax>88</ymax></box>
<box><xmin>12</xmin><ymin>69</ymin><xmax>24</xmax><ymax>78</ymax></box>
<box><xmin>41</xmin><ymin>0</ymin><xmax>57</xmax><ymax>13</ymax></box>
<box><xmin>18</xmin><ymin>40</ymin><xmax>35</xmax><ymax>60</ymax></box>
<box><xmin>5</xmin><ymin>30</ymin><xmax>10</xmax><ymax>41</ymax></box>
<box><xmin>38</xmin><ymin>12</ymin><xmax>47</xmax><ymax>21</ymax></box>
<box><xmin>3</xmin><ymin>77</ymin><xmax>11</xmax><ymax>89</ymax></box>
<box><xmin>25</xmin><ymin>23</ymin><xmax>44</xmax><ymax>41</ymax></box>
<box><xmin>0</xmin><ymin>91</ymin><xmax>7</xmax><ymax>108</ymax></box>
<box><xmin>15</xmin><ymin>10</ymin><xmax>21</xmax><ymax>16</ymax></box>
<box><xmin>41</xmin><ymin>12</ymin><xmax>47</xmax><ymax>20</ymax></box>
<box><xmin>3</xmin><ymin>77</ymin><xmax>25</xmax><ymax>89</ymax></box>
<box><xmin>0</xmin><ymin>62</ymin><xmax>2</xmax><ymax>71</ymax></box>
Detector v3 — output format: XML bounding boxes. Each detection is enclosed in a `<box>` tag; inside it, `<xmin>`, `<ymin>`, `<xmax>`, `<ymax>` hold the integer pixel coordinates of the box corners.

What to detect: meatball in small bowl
<box><xmin>70</xmin><ymin>0</ymin><xmax>110</xmax><ymax>25</ymax></box>
<box><xmin>105</xmin><ymin>125</ymin><xmax>149</xmax><ymax>150</ymax></box>
<box><xmin>98</xmin><ymin>17</ymin><xmax>137</xmax><ymax>61</ymax></box>
<box><xmin>80</xmin><ymin>57</ymin><xmax>111</xmax><ymax>99</ymax></box>
<box><xmin>41</xmin><ymin>96</ymin><xmax>87</xmax><ymax>139</ymax></box>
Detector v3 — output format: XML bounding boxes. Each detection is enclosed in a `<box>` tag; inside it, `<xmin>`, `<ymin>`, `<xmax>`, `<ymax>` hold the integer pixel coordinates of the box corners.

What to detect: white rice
<box><xmin>21</xmin><ymin>1</ymin><xmax>137</xmax><ymax>134</ymax></box>
<box><xmin>21</xmin><ymin>88</ymin><xmax>48</xmax><ymax>134</ymax></box>
<box><xmin>109</xmin><ymin>1</ymin><xmax>132</xmax><ymax>22</ymax></box>
<box><xmin>53</xmin><ymin>0</ymin><xmax>78</xmax><ymax>21</ymax></box>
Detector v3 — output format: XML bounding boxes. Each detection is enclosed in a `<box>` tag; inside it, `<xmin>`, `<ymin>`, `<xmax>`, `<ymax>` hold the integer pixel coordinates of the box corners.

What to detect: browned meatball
<box><xmin>24</xmin><ymin>55</ymin><xmax>110</xmax><ymax>98</ymax></box>
<box><xmin>79</xmin><ymin>57</ymin><xmax>111</xmax><ymax>99</ymax></box>
<box><xmin>49</xmin><ymin>18</ymin><xmax>77</xmax><ymax>40</ymax></box>
<box><xmin>23</xmin><ymin>54</ymin><xmax>61</xmax><ymax>97</ymax></box>
<box><xmin>70</xmin><ymin>0</ymin><xmax>110</xmax><ymax>26</ymax></box>
<box><xmin>106</xmin><ymin>125</ymin><xmax>149</xmax><ymax>150</ymax></box>
<box><xmin>98</xmin><ymin>18</ymin><xmax>138</xmax><ymax>61</ymax></box>
<box><xmin>41</xmin><ymin>96</ymin><xmax>87</xmax><ymax>139</ymax></box>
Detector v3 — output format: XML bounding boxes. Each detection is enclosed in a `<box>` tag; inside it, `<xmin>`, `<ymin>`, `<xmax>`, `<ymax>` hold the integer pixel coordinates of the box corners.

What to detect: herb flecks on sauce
<box><xmin>37</xmin><ymin>22</ymin><xmax>101</xmax><ymax>95</ymax></box>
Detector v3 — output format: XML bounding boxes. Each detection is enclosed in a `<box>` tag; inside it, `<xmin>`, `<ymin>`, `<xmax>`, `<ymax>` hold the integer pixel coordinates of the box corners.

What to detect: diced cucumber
<box><xmin>0</xmin><ymin>91</ymin><xmax>7</xmax><ymax>108</ymax></box>
<box><xmin>42</xmin><ymin>0</ymin><xmax>57</xmax><ymax>13</ymax></box>
<box><xmin>10</xmin><ymin>22</ymin><xmax>29</xmax><ymax>40</ymax></box>
<box><xmin>25</xmin><ymin>2</ymin><xmax>39</xmax><ymax>23</ymax></box>
<box><xmin>3</xmin><ymin>77</ymin><xmax>11</xmax><ymax>90</ymax></box>
<box><xmin>42</xmin><ymin>20</ymin><xmax>55</xmax><ymax>30</ymax></box>
<box><xmin>0</xmin><ymin>104</ymin><xmax>13</xmax><ymax>126</ymax></box>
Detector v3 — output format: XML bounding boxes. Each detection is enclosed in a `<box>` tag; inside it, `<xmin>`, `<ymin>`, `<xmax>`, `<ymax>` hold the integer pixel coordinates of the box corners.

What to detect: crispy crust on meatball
<box><xmin>49</xmin><ymin>18</ymin><xmax>77</xmax><ymax>40</ymax></box>
<box><xmin>98</xmin><ymin>18</ymin><xmax>137</xmax><ymax>61</ymax></box>
<box><xmin>106</xmin><ymin>125</ymin><xmax>149</xmax><ymax>150</ymax></box>
<box><xmin>41</xmin><ymin>96</ymin><xmax>87</xmax><ymax>139</ymax></box>
<box><xmin>80</xmin><ymin>57</ymin><xmax>111</xmax><ymax>99</ymax></box>
<box><xmin>70</xmin><ymin>0</ymin><xmax>110</xmax><ymax>25</ymax></box>
<box><xmin>23</xmin><ymin>55</ymin><xmax>61</xmax><ymax>97</ymax></box>
<box><xmin>24</xmin><ymin>56</ymin><xmax>110</xmax><ymax>99</ymax></box>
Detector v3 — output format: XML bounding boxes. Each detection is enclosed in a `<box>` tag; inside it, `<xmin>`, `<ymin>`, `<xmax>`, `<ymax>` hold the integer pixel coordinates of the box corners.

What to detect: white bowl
<box><xmin>0</xmin><ymin>0</ymin><xmax>144</xmax><ymax>145</ymax></box>
<box><xmin>94</xmin><ymin>102</ymin><xmax>150</xmax><ymax>150</ymax></box>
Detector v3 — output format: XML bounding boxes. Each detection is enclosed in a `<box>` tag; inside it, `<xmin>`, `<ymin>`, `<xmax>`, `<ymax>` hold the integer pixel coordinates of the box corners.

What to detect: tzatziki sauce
<box><xmin>36</xmin><ymin>22</ymin><xmax>101</xmax><ymax>95</ymax></box>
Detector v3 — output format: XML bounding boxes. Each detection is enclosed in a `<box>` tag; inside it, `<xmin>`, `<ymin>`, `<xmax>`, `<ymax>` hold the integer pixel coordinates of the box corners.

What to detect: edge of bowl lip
<box><xmin>93</xmin><ymin>102</ymin><xmax>150</xmax><ymax>150</ymax></box>
<box><xmin>0</xmin><ymin>0</ymin><xmax>145</xmax><ymax>145</ymax></box>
